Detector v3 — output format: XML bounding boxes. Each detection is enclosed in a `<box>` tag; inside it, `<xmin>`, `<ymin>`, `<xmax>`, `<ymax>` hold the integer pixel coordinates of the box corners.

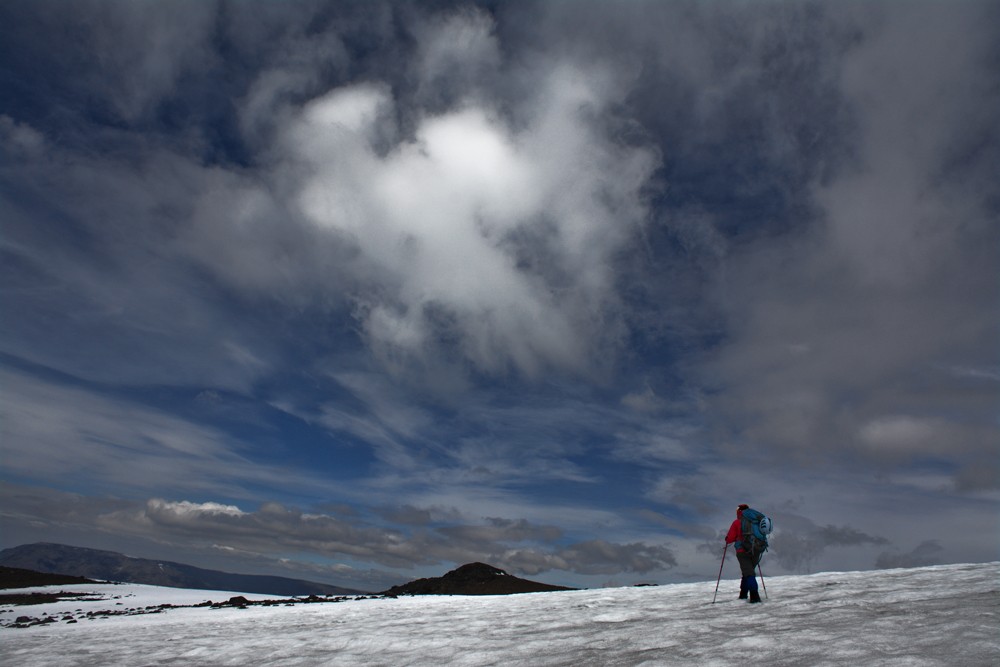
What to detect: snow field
<box><xmin>2</xmin><ymin>562</ymin><xmax>998</xmax><ymax>666</ymax></box>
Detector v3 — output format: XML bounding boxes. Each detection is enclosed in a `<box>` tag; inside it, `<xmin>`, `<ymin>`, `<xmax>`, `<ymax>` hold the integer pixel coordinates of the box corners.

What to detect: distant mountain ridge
<box><xmin>383</xmin><ymin>562</ymin><xmax>575</xmax><ymax>595</ymax></box>
<box><xmin>0</xmin><ymin>543</ymin><xmax>365</xmax><ymax>596</ymax></box>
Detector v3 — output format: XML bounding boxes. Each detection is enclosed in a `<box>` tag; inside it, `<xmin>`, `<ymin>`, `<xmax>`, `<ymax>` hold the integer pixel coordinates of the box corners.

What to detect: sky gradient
<box><xmin>1</xmin><ymin>0</ymin><xmax>998</xmax><ymax>591</ymax></box>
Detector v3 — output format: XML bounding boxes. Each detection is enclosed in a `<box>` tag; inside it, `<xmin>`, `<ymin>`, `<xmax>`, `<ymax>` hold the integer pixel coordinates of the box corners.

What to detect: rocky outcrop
<box><xmin>382</xmin><ymin>562</ymin><xmax>574</xmax><ymax>596</ymax></box>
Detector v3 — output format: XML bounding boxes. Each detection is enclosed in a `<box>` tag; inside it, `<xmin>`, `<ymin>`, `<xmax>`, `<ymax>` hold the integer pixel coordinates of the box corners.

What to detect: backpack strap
<box><xmin>740</xmin><ymin>515</ymin><xmax>753</xmax><ymax>551</ymax></box>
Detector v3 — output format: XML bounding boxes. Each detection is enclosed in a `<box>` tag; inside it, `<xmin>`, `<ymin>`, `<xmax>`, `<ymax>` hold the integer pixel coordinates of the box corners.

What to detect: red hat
<box><xmin>737</xmin><ymin>503</ymin><xmax>749</xmax><ymax>511</ymax></box>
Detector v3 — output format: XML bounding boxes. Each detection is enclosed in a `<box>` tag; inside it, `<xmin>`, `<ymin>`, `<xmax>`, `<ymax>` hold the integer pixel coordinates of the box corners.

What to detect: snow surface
<box><xmin>2</xmin><ymin>562</ymin><xmax>997</xmax><ymax>666</ymax></box>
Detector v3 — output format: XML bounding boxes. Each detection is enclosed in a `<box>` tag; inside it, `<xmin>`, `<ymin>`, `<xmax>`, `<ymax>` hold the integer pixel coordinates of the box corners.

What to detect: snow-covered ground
<box><xmin>2</xmin><ymin>562</ymin><xmax>997</xmax><ymax>666</ymax></box>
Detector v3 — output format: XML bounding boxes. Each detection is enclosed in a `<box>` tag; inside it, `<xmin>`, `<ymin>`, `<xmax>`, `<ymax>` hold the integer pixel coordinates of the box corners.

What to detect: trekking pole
<box><xmin>757</xmin><ymin>561</ymin><xmax>768</xmax><ymax>599</ymax></box>
<box><xmin>711</xmin><ymin>544</ymin><xmax>727</xmax><ymax>604</ymax></box>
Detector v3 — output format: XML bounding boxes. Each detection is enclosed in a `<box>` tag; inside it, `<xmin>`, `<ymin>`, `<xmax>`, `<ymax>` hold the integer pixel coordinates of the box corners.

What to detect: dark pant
<box><xmin>736</xmin><ymin>550</ymin><xmax>760</xmax><ymax>577</ymax></box>
<box><xmin>737</xmin><ymin>550</ymin><xmax>760</xmax><ymax>595</ymax></box>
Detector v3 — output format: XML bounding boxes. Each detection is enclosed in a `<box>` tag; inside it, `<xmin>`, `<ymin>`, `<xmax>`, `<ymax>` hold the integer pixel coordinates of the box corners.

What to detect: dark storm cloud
<box><xmin>696</xmin><ymin>510</ymin><xmax>890</xmax><ymax>573</ymax></box>
<box><xmin>767</xmin><ymin>524</ymin><xmax>890</xmax><ymax>573</ymax></box>
<box><xmin>438</xmin><ymin>518</ymin><xmax>564</xmax><ymax>545</ymax></box>
<box><xmin>876</xmin><ymin>540</ymin><xmax>945</xmax><ymax>570</ymax></box>
<box><xmin>551</xmin><ymin>540</ymin><xmax>678</xmax><ymax>575</ymax></box>
<box><xmin>691</xmin><ymin>2</ymin><xmax>1000</xmax><ymax>483</ymax></box>
<box><xmin>89</xmin><ymin>497</ymin><xmax>675</xmax><ymax>578</ymax></box>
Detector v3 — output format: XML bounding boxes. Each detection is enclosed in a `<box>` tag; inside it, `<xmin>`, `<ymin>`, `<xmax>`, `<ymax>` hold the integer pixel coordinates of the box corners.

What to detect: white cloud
<box><xmin>147</xmin><ymin>499</ymin><xmax>247</xmax><ymax>519</ymax></box>
<box><xmin>0</xmin><ymin>115</ymin><xmax>45</xmax><ymax>157</ymax></box>
<box><xmin>303</xmin><ymin>84</ymin><xmax>388</xmax><ymax>137</ymax></box>
<box><xmin>0</xmin><ymin>368</ymin><xmax>340</xmax><ymax>500</ymax></box>
<box><xmin>413</xmin><ymin>8</ymin><xmax>501</xmax><ymax>107</ymax></box>
<box><xmin>620</xmin><ymin>384</ymin><xmax>667</xmax><ymax>413</ymax></box>
<box><xmin>65</xmin><ymin>0</ymin><xmax>217</xmax><ymax>122</ymax></box>
<box><xmin>858</xmin><ymin>416</ymin><xmax>947</xmax><ymax>453</ymax></box>
<box><xmin>0</xmin><ymin>369</ymin><xmax>229</xmax><ymax>484</ymax></box>
<box><xmin>281</xmin><ymin>16</ymin><xmax>658</xmax><ymax>383</ymax></box>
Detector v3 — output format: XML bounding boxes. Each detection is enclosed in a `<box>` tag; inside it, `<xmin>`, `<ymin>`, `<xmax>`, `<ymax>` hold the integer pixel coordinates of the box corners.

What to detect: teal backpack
<box><xmin>740</xmin><ymin>508</ymin><xmax>773</xmax><ymax>554</ymax></box>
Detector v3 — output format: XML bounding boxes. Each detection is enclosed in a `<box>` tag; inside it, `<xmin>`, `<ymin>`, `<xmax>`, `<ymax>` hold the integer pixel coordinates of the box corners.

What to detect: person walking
<box><xmin>726</xmin><ymin>503</ymin><xmax>762</xmax><ymax>603</ymax></box>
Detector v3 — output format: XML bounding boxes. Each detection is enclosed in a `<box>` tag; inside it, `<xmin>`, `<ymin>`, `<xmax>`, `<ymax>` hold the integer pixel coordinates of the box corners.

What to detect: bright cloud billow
<box><xmin>282</xmin><ymin>26</ymin><xmax>658</xmax><ymax>383</ymax></box>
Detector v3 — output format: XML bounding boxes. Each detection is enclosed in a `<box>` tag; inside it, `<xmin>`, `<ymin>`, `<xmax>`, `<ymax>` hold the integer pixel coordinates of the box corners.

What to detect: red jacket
<box><xmin>725</xmin><ymin>512</ymin><xmax>745</xmax><ymax>552</ymax></box>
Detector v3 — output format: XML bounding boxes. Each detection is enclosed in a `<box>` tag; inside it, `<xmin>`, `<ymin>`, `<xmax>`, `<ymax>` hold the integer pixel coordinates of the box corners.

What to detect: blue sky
<box><xmin>1</xmin><ymin>0</ymin><xmax>997</xmax><ymax>591</ymax></box>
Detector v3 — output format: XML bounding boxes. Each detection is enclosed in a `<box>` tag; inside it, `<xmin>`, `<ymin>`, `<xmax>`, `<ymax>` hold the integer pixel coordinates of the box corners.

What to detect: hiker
<box><xmin>725</xmin><ymin>503</ymin><xmax>762</xmax><ymax>603</ymax></box>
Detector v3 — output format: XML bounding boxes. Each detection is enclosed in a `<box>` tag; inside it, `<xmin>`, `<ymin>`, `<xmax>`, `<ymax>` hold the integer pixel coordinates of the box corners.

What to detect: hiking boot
<box><xmin>748</xmin><ymin>590</ymin><xmax>761</xmax><ymax>603</ymax></box>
